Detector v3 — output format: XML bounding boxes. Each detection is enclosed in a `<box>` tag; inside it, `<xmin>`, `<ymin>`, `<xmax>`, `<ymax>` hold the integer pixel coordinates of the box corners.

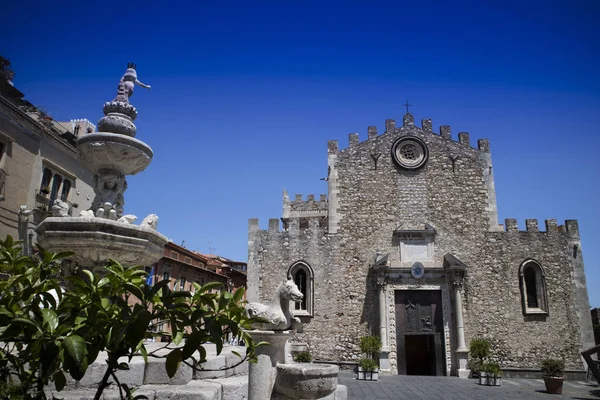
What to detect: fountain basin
<box><xmin>274</xmin><ymin>363</ymin><xmax>338</xmax><ymax>399</ymax></box>
<box><xmin>36</xmin><ymin>217</ymin><xmax>167</xmax><ymax>268</ymax></box>
<box><xmin>77</xmin><ymin>133</ymin><xmax>153</xmax><ymax>175</ymax></box>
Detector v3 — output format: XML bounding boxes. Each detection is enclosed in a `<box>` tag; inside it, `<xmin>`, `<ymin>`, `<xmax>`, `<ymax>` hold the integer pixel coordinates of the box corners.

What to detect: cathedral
<box><xmin>247</xmin><ymin>112</ymin><xmax>594</xmax><ymax>377</ymax></box>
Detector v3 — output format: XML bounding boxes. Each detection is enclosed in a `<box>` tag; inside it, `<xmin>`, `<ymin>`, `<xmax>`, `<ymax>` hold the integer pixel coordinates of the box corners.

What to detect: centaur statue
<box><xmin>246</xmin><ymin>278</ymin><xmax>303</xmax><ymax>331</ymax></box>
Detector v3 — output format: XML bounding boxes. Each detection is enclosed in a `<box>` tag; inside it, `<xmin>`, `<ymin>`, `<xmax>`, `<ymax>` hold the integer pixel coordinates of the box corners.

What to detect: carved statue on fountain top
<box><xmin>97</xmin><ymin>63</ymin><xmax>151</xmax><ymax>137</ymax></box>
<box><xmin>114</xmin><ymin>62</ymin><xmax>151</xmax><ymax>104</ymax></box>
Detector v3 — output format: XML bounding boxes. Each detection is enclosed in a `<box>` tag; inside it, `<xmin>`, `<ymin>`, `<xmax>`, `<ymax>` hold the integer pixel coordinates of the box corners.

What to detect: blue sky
<box><xmin>2</xmin><ymin>1</ymin><xmax>599</xmax><ymax>304</ymax></box>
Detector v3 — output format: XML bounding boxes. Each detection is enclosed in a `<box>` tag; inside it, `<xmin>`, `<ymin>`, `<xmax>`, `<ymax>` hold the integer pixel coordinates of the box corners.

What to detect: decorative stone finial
<box><xmin>97</xmin><ymin>63</ymin><xmax>151</xmax><ymax>137</ymax></box>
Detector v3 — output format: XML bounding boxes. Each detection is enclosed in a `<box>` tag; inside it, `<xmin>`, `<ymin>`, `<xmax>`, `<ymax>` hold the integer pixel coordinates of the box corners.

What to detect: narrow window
<box><xmin>519</xmin><ymin>259</ymin><xmax>548</xmax><ymax>315</ymax></box>
<box><xmin>163</xmin><ymin>271</ymin><xmax>170</xmax><ymax>288</ymax></box>
<box><xmin>61</xmin><ymin>179</ymin><xmax>71</xmax><ymax>201</ymax></box>
<box><xmin>49</xmin><ymin>174</ymin><xmax>62</xmax><ymax>205</ymax></box>
<box><xmin>40</xmin><ymin>168</ymin><xmax>52</xmax><ymax>193</ymax></box>
<box><xmin>171</xmin><ymin>251</ymin><xmax>178</xmax><ymax>260</ymax></box>
<box><xmin>287</xmin><ymin>261</ymin><xmax>314</xmax><ymax>317</ymax></box>
<box><xmin>524</xmin><ymin>267</ymin><xmax>538</xmax><ymax>308</ymax></box>
<box><xmin>294</xmin><ymin>269</ymin><xmax>307</xmax><ymax>311</ymax></box>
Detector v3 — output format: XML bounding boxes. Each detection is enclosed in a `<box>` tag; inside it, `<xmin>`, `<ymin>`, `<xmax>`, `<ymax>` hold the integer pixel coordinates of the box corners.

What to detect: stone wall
<box><xmin>463</xmin><ymin>220</ymin><xmax>591</xmax><ymax>370</ymax></box>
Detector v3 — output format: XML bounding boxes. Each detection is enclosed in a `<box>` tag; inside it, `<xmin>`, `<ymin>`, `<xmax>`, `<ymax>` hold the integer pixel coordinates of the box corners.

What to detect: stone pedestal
<box><xmin>247</xmin><ymin>330</ymin><xmax>347</xmax><ymax>399</ymax></box>
<box><xmin>456</xmin><ymin>349</ymin><xmax>470</xmax><ymax>379</ymax></box>
<box><xmin>379</xmin><ymin>348</ymin><xmax>391</xmax><ymax>375</ymax></box>
<box><xmin>247</xmin><ymin>330</ymin><xmax>293</xmax><ymax>400</ymax></box>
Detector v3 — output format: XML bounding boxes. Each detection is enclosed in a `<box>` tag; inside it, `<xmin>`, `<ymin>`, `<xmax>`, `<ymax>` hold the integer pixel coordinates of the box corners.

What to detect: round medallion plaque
<box><xmin>391</xmin><ymin>136</ymin><xmax>429</xmax><ymax>170</ymax></box>
<box><xmin>411</xmin><ymin>262</ymin><xmax>425</xmax><ymax>279</ymax></box>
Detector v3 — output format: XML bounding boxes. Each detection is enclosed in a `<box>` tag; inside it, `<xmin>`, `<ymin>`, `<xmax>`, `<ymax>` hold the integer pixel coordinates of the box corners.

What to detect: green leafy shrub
<box><xmin>357</xmin><ymin>334</ymin><xmax>381</xmax><ymax>372</ymax></box>
<box><xmin>0</xmin><ymin>381</ymin><xmax>25</xmax><ymax>399</ymax></box>
<box><xmin>0</xmin><ymin>236</ymin><xmax>260</xmax><ymax>400</ymax></box>
<box><xmin>358</xmin><ymin>358</ymin><xmax>378</xmax><ymax>372</ymax></box>
<box><xmin>482</xmin><ymin>362</ymin><xmax>502</xmax><ymax>376</ymax></box>
<box><xmin>468</xmin><ymin>338</ymin><xmax>491</xmax><ymax>374</ymax></box>
<box><xmin>540</xmin><ymin>358</ymin><xmax>565</xmax><ymax>377</ymax></box>
<box><xmin>359</xmin><ymin>335</ymin><xmax>382</xmax><ymax>359</ymax></box>
<box><xmin>470</xmin><ymin>338</ymin><xmax>491</xmax><ymax>360</ymax></box>
<box><xmin>294</xmin><ymin>351</ymin><xmax>312</xmax><ymax>363</ymax></box>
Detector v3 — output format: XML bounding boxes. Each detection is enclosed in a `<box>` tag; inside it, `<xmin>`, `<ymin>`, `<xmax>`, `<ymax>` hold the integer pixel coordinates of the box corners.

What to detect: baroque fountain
<box><xmin>36</xmin><ymin>63</ymin><xmax>167</xmax><ymax>267</ymax></box>
<box><xmin>35</xmin><ymin>64</ymin><xmax>346</xmax><ymax>399</ymax></box>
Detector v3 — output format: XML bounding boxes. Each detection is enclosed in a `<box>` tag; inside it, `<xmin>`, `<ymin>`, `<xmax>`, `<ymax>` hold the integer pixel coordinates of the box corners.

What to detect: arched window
<box><xmin>288</xmin><ymin>261</ymin><xmax>314</xmax><ymax>317</ymax></box>
<box><xmin>519</xmin><ymin>259</ymin><xmax>548</xmax><ymax>315</ymax></box>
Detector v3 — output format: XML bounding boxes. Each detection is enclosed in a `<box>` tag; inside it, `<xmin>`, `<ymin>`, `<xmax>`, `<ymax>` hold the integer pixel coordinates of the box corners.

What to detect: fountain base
<box><xmin>36</xmin><ymin>217</ymin><xmax>167</xmax><ymax>268</ymax></box>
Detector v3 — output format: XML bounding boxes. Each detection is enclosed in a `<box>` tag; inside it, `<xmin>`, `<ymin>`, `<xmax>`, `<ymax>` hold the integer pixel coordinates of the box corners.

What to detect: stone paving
<box><xmin>338</xmin><ymin>372</ymin><xmax>600</xmax><ymax>400</ymax></box>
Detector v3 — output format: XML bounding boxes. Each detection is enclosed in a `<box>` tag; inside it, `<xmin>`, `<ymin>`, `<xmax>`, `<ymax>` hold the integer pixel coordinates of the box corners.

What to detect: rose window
<box><xmin>391</xmin><ymin>137</ymin><xmax>429</xmax><ymax>170</ymax></box>
<box><xmin>400</xmin><ymin>144</ymin><xmax>418</xmax><ymax>160</ymax></box>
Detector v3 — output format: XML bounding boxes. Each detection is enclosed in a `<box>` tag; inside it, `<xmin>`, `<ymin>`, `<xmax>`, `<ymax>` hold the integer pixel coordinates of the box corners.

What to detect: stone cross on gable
<box><xmin>404</xmin><ymin>101</ymin><xmax>412</xmax><ymax>113</ymax></box>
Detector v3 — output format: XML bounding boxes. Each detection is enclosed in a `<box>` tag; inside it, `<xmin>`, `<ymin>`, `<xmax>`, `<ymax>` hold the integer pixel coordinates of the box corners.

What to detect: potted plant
<box><xmin>356</xmin><ymin>335</ymin><xmax>381</xmax><ymax>381</ymax></box>
<box><xmin>358</xmin><ymin>358</ymin><xmax>379</xmax><ymax>381</ymax></box>
<box><xmin>294</xmin><ymin>351</ymin><xmax>312</xmax><ymax>363</ymax></box>
<box><xmin>469</xmin><ymin>338</ymin><xmax>491</xmax><ymax>378</ymax></box>
<box><xmin>480</xmin><ymin>362</ymin><xmax>502</xmax><ymax>386</ymax></box>
<box><xmin>40</xmin><ymin>185</ymin><xmax>50</xmax><ymax>195</ymax></box>
<box><xmin>541</xmin><ymin>358</ymin><xmax>565</xmax><ymax>394</ymax></box>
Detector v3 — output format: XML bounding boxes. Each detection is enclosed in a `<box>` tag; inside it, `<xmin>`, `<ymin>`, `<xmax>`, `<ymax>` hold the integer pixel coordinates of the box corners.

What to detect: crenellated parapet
<box><xmin>326</xmin><ymin>113</ymin><xmax>492</xmax><ymax>154</ymax></box>
<box><xmin>282</xmin><ymin>189</ymin><xmax>328</xmax><ymax>218</ymax></box>
<box><xmin>502</xmin><ymin>218</ymin><xmax>580</xmax><ymax>237</ymax></box>
<box><xmin>249</xmin><ymin>217</ymin><xmax>328</xmax><ymax>236</ymax></box>
<box><xmin>281</xmin><ymin>189</ymin><xmax>329</xmax><ymax>232</ymax></box>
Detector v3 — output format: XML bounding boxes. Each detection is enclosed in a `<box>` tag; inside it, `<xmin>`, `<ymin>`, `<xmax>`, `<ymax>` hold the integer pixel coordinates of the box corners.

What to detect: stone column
<box><xmin>378</xmin><ymin>280</ymin><xmax>391</xmax><ymax>373</ymax></box>
<box><xmin>247</xmin><ymin>330</ymin><xmax>293</xmax><ymax>399</ymax></box>
<box><xmin>453</xmin><ymin>274</ymin><xmax>470</xmax><ymax>378</ymax></box>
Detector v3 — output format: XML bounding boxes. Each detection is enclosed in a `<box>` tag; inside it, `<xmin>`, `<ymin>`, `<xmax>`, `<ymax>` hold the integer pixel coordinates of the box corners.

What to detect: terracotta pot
<box><xmin>543</xmin><ymin>376</ymin><xmax>564</xmax><ymax>394</ymax></box>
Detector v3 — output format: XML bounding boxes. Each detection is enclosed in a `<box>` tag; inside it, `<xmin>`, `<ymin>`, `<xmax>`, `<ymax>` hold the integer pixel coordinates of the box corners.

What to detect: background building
<box><xmin>248</xmin><ymin>112</ymin><xmax>594</xmax><ymax>378</ymax></box>
<box><xmin>199</xmin><ymin>253</ymin><xmax>247</xmax><ymax>300</ymax></box>
<box><xmin>0</xmin><ymin>56</ymin><xmax>95</xmax><ymax>252</ymax></box>
<box><xmin>147</xmin><ymin>242</ymin><xmax>248</xmax><ymax>340</ymax></box>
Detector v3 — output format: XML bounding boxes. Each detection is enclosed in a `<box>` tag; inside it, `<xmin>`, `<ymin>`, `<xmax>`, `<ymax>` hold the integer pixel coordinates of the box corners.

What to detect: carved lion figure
<box><xmin>51</xmin><ymin>199</ymin><xmax>70</xmax><ymax>217</ymax></box>
<box><xmin>141</xmin><ymin>214</ymin><xmax>159</xmax><ymax>230</ymax></box>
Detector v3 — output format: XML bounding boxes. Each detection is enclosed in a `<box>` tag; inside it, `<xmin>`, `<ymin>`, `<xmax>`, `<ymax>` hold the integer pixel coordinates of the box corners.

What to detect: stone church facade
<box><xmin>247</xmin><ymin>112</ymin><xmax>594</xmax><ymax>377</ymax></box>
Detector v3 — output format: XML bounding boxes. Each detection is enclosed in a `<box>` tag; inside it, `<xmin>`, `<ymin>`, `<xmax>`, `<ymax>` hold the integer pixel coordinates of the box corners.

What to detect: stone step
<box><xmin>45</xmin><ymin>343</ymin><xmax>248</xmax><ymax>398</ymax></box>
<box><xmin>46</xmin><ymin>375</ymin><xmax>347</xmax><ymax>400</ymax></box>
<box><xmin>47</xmin><ymin>375</ymin><xmax>246</xmax><ymax>399</ymax></box>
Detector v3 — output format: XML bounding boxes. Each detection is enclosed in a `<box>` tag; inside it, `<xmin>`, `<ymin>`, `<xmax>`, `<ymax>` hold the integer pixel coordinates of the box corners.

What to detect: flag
<box><xmin>145</xmin><ymin>266</ymin><xmax>154</xmax><ymax>286</ymax></box>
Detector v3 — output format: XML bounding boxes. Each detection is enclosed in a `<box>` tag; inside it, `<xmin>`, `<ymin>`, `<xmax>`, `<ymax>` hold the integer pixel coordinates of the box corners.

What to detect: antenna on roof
<box><xmin>208</xmin><ymin>241</ymin><xmax>216</xmax><ymax>254</ymax></box>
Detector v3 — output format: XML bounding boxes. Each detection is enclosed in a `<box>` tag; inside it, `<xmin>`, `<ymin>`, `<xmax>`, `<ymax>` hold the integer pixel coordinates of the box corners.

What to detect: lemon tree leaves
<box><xmin>0</xmin><ymin>236</ymin><xmax>258</xmax><ymax>400</ymax></box>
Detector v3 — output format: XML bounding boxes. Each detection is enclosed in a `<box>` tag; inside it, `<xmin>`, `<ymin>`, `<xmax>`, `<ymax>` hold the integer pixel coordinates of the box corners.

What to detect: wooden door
<box><xmin>395</xmin><ymin>290</ymin><xmax>444</xmax><ymax>375</ymax></box>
